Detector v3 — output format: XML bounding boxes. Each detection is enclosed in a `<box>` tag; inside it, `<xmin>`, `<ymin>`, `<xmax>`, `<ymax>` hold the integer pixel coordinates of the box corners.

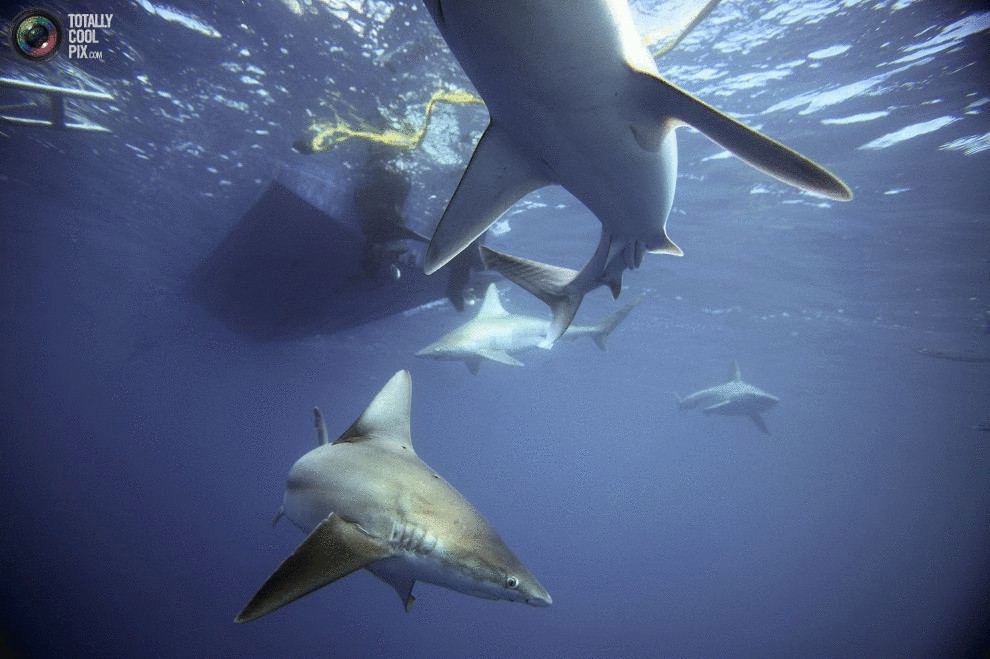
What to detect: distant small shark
<box><xmin>676</xmin><ymin>361</ymin><xmax>779</xmax><ymax>433</ymax></box>
<box><xmin>421</xmin><ymin>0</ymin><xmax>851</xmax><ymax>344</ymax></box>
<box><xmin>415</xmin><ymin>283</ymin><xmax>637</xmax><ymax>373</ymax></box>
<box><xmin>235</xmin><ymin>371</ymin><xmax>551</xmax><ymax>622</ymax></box>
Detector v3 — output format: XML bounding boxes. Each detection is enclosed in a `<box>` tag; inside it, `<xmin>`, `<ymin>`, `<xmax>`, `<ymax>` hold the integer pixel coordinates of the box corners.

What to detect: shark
<box><xmin>235</xmin><ymin>370</ymin><xmax>551</xmax><ymax>622</ymax></box>
<box><xmin>676</xmin><ymin>361</ymin><xmax>779</xmax><ymax>433</ymax></box>
<box><xmin>415</xmin><ymin>282</ymin><xmax>637</xmax><ymax>373</ymax></box>
<box><xmin>420</xmin><ymin>0</ymin><xmax>852</xmax><ymax>344</ymax></box>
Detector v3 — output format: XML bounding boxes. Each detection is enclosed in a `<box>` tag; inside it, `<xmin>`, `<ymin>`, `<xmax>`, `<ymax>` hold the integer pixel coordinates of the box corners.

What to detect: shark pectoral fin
<box><xmin>631</xmin><ymin>69</ymin><xmax>852</xmax><ymax>201</ymax></box>
<box><xmin>476</xmin><ymin>348</ymin><xmax>524</xmax><ymax>367</ymax></box>
<box><xmin>701</xmin><ymin>400</ymin><xmax>732</xmax><ymax>415</ymax></box>
<box><xmin>425</xmin><ymin>122</ymin><xmax>549</xmax><ymax>274</ymax></box>
<box><xmin>480</xmin><ymin>245</ymin><xmax>583</xmax><ymax>346</ymax></box>
<box><xmin>748</xmin><ymin>413</ymin><xmax>770</xmax><ymax>434</ymax></box>
<box><xmin>235</xmin><ymin>515</ymin><xmax>391</xmax><ymax>623</ymax></box>
<box><xmin>466</xmin><ymin>358</ymin><xmax>481</xmax><ymax>375</ymax></box>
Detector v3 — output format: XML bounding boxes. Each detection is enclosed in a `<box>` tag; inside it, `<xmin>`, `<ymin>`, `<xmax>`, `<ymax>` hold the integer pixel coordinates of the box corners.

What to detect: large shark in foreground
<box><xmin>676</xmin><ymin>361</ymin><xmax>779</xmax><ymax>433</ymax></box>
<box><xmin>421</xmin><ymin>0</ymin><xmax>852</xmax><ymax>344</ymax></box>
<box><xmin>235</xmin><ymin>371</ymin><xmax>550</xmax><ymax>622</ymax></box>
<box><xmin>415</xmin><ymin>283</ymin><xmax>637</xmax><ymax>373</ymax></box>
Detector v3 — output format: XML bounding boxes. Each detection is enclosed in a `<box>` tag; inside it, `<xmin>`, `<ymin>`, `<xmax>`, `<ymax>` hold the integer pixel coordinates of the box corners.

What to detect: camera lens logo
<box><xmin>11</xmin><ymin>9</ymin><xmax>62</xmax><ymax>61</ymax></box>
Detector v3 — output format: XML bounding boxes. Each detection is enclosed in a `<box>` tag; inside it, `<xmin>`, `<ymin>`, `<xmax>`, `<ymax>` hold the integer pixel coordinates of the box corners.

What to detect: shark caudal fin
<box><xmin>589</xmin><ymin>299</ymin><xmax>640</xmax><ymax>350</ymax></box>
<box><xmin>425</xmin><ymin>123</ymin><xmax>549</xmax><ymax>275</ymax></box>
<box><xmin>629</xmin><ymin>69</ymin><xmax>852</xmax><ymax>201</ymax></box>
<box><xmin>235</xmin><ymin>514</ymin><xmax>391</xmax><ymax>623</ymax></box>
<box><xmin>480</xmin><ymin>246</ymin><xmax>584</xmax><ymax>347</ymax></box>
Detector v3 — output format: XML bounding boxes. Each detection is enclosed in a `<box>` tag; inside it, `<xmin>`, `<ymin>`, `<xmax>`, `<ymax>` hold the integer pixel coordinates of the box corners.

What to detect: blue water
<box><xmin>1</xmin><ymin>1</ymin><xmax>989</xmax><ymax>656</ymax></box>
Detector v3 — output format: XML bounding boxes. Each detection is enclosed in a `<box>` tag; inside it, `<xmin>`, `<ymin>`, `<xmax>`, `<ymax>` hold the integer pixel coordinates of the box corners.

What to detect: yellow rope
<box><xmin>307</xmin><ymin>88</ymin><xmax>484</xmax><ymax>153</ymax></box>
<box><xmin>304</xmin><ymin>0</ymin><xmax>721</xmax><ymax>153</ymax></box>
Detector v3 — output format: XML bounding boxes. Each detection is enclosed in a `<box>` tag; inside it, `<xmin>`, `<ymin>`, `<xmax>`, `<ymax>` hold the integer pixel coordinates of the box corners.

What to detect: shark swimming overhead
<box><xmin>415</xmin><ymin>283</ymin><xmax>637</xmax><ymax>373</ymax></box>
<box><xmin>421</xmin><ymin>0</ymin><xmax>852</xmax><ymax>344</ymax></box>
<box><xmin>676</xmin><ymin>361</ymin><xmax>779</xmax><ymax>433</ymax></box>
<box><xmin>235</xmin><ymin>370</ymin><xmax>551</xmax><ymax>622</ymax></box>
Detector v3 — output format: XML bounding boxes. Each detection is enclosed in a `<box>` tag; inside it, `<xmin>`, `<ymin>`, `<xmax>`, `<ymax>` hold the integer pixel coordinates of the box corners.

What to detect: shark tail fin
<box><xmin>673</xmin><ymin>392</ymin><xmax>683</xmax><ymax>406</ymax></box>
<box><xmin>590</xmin><ymin>298</ymin><xmax>640</xmax><ymax>350</ymax></box>
<box><xmin>480</xmin><ymin>245</ymin><xmax>583</xmax><ymax>347</ymax></box>
<box><xmin>631</xmin><ymin>69</ymin><xmax>852</xmax><ymax>201</ymax></box>
<box><xmin>235</xmin><ymin>514</ymin><xmax>391</xmax><ymax>623</ymax></box>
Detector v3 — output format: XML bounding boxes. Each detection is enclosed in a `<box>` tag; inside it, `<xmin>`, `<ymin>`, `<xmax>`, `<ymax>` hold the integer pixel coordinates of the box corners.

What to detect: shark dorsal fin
<box><xmin>728</xmin><ymin>360</ymin><xmax>742</xmax><ymax>382</ymax></box>
<box><xmin>476</xmin><ymin>283</ymin><xmax>508</xmax><ymax>319</ymax></box>
<box><xmin>313</xmin><ymin>407</ymin><xmax>329</xmax><ymax>446</ymax></box>
<box><xmin>337</xmin><ymin>370</ymin><xmax>415</xmax><ymax>452</ymax></box>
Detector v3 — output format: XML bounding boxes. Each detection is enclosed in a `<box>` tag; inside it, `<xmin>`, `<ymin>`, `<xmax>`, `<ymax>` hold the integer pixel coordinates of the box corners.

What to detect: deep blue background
<box><xmin>1</xmin><ymin>0</ymin><xmax>988</xmax><ymax>656</ymax></box>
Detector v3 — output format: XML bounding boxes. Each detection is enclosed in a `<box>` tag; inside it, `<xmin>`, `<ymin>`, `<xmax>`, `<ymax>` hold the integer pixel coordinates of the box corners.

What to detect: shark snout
<box><xmin>526</xmin><ymin>591</ymin><xmax>553</xmax><ymax>607</ymax></box>
<box><xmin>414</xmin><ymin>344</ymin><xmax>439</xmax><ymax>359</ymax></box>
<box><xmin>521</xmin><ymin>580</ymin><xmax>552</xmax><ymax>607</ymax></box>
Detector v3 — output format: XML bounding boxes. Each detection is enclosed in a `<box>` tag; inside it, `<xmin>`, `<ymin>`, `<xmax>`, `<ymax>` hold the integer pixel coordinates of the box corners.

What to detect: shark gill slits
<box><xmin>422</xmin><ymin>534</ymin><xmax>437</xmax><ymax>554</ymax></box>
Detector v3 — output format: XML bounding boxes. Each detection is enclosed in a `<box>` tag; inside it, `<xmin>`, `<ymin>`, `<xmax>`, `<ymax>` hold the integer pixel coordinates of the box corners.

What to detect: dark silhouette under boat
<box><xmin>189</xmin><ymin>163</ymin><xmax>490</xmax><ymax>341</ymax></box>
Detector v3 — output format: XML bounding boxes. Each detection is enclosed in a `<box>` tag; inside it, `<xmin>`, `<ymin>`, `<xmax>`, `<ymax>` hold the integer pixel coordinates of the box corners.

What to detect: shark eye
<box><xmin>505</xmin><ymin>576</ymin><xmax>519</xmax><ymax>589</ymax></box>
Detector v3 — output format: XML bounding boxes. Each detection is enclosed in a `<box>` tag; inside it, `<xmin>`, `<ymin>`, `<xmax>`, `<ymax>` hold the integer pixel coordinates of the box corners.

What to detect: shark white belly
<box><xmin>423</xmin><ymin>0</ymin><xmax>851</xmax><ymax>343</ymax></box>
<box><xmin>432</xmin><ymin>0</ymin><xmax>675</xmax><ymax>247</ymax></box>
